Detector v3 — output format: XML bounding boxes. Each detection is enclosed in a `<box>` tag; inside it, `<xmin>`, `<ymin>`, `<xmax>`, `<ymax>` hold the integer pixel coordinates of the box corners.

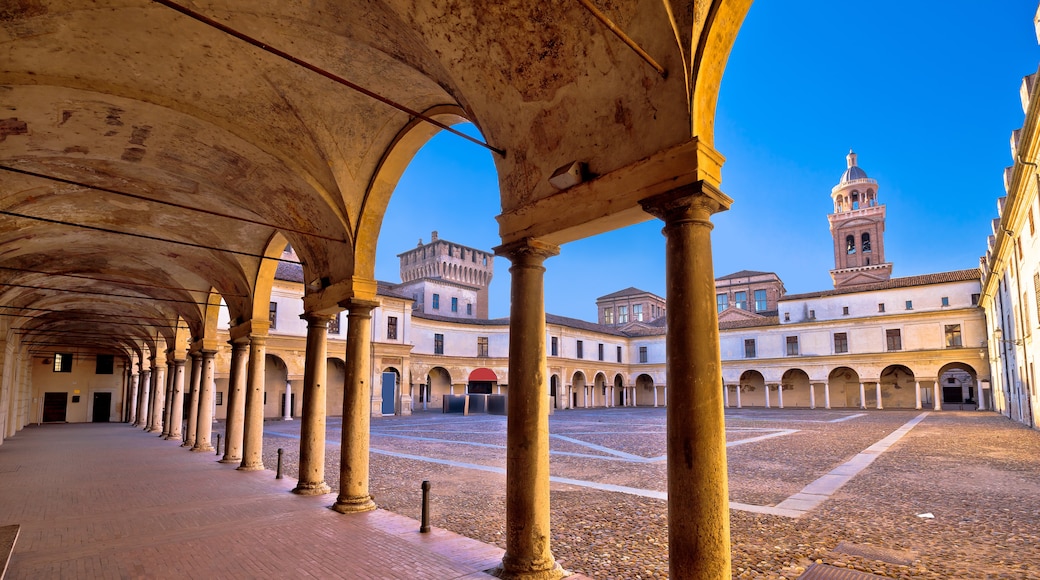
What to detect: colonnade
<box><xmin>722</xmin><ymin>379</ymin><xmax>946</xmax><ymax>410</ymax></box>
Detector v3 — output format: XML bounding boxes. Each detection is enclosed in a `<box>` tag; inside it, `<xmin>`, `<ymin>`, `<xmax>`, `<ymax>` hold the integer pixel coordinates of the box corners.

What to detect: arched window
<box><xmin>851</xmin><ymin>192</ymin><xmax>859</xmax><ymax>210</ymax></box>
<box><xmin>862</xmin><ymin>232</ymin><xmax>872</xmax><ymax>252</ymax></box>
<box><xmin>846</xmin><ymin>234</ymin><xmax>856</xmax><ymax>254</ymax></box>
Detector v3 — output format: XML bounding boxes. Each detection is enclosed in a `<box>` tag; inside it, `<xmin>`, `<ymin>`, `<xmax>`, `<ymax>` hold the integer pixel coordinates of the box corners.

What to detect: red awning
<box><xmin>469</xmin><ymin>368</ymin><xmax>498</xmax><ymax>382</ymax></box>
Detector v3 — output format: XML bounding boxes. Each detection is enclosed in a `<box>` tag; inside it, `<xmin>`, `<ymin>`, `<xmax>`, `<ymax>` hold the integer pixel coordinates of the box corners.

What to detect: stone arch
<box><xmin>739</xmin><ymin>369</ymin><xmax>766</xmax><ymax>407</ymax></box>
<box><xmin>571</xmin><ymin>371</ymin><xmax>588</xmax><ymax>408</ymax></box>
<box><xmin>613</xmin><ymin>373</ymin><xmax>625</xmax><ymax>406</ymax></box>
<box><xmin>635</xmin><ymin>373</ymin><xmax>658</xmax><ymax>406</ymax></box>
<box><xmin>426</xmin><ymin>366</ymin><xmax>453</xmax><ymax>410</ymax></box>
<box><xmin>264</xmin><ymin>354</ymin><xmax>290</xmax><ymax>419</ymax></box>
<box><xmin>593</xmin><ymin>372</ymin><xmax>608</xmax><ymax>407</ymax></box>
<box><xmin>326</xmin><ymin>357</ymin><xmax>346</xmax><ymax>417</ymax></box>
<box><xmin>780</xmin><ymin>368</ymin><xmax>812</xmax><ymax>408</ymax></box>
<box><xmin>879</xmin><ymin>364</ymin><xmax>917</xmax><ymax>409</ymax></box>
<box><xmin>938</xmin><ymin>362</ymin><xmax>980</xmax><ymax>410</ymax></box>
<box><xmin>550</xmin><ymin>374</ymin><xmax>562</xmax><ymax>409</ymax></box>
<box><xmin>828</xmin><ymin>366</ymin><xmax>862</xmax><ymax>408</ymax></box>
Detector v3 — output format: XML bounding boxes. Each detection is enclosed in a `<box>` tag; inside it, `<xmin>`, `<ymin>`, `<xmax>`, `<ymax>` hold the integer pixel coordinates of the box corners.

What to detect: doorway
<box><xmin>43</xmin><ymin>392</ymin><xmax>68</xmax><ymax>423</ymax></box>
<box><xmin>92</xmin><ymin>392</ymin><xmax>112</xmax><ymax>422</ymax></box>
<box><xmin>381</xmin><ymin>371</ymin><xmax>397</xmax><ymax>415</ymax></box>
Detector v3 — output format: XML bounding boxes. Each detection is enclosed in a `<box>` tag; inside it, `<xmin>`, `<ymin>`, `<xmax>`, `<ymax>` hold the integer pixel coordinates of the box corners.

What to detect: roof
<box><xmin>596</xmin><ymin>287</ymin><xmax>662</xmax><ymax>301</ymax></box>
<box><xmin>716</xmin><ymin>270</ymin><xmax>774</xmax><ymax>280</ymax></box>
<box><xmin>840</xmin><ymin>165</ymin><xmax>869</xmax><ymax>184</ymax></box>
<box><xmin>377</xmin><ymin>281</ymin><xmax>413</xmax><ymax>301</ymax></box>
<box><xmin>719</xmin><ymin>316</ymin><xmax>781</xmax><ymax>330</ymax></box>
<box><xmin>274</xmin><ymin>262</ymin><xmax>305</xmax><ymax>283</ymax></box>
<box><xmin>781</xmin><ymin>269</ymin><xmax>982</xmax><ymax>301</ymax></box>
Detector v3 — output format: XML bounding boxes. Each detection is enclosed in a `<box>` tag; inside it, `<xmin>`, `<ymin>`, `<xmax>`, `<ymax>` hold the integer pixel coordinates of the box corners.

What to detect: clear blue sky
<box><xmin>376</xmin><ymin>1</ymin><xmax>1040</xmax><ymax>320</ymax></box>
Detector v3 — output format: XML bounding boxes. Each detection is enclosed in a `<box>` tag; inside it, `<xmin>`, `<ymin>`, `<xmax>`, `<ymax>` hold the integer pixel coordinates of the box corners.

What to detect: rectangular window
<box><xmin>842</xmin><ymin>306</ymin><xmax>850</xmax><ymax>316</ymax></box>
<box><xmin>432</xmin><ymin>293</ymin><xmax>440</xmax><ymax>310</ymax></box>
<box><xmin>735</xmin><ymin>291</ymin><xmax>748</xmax><ymax>310</ymax></box>
<box><xmin>616</xmin><ymin>345</ymin><xmax>622</xmax><ymax>363</ymax></box>
<box><xmin>328</xmin><ymin>313</ymin><xmax>341</xmax><ymax>335</ymax></box>
<box><xmin>387</xmin><ymin>316</ymin><xmax>398</xmax><ymax>340</ymax></box>
<box><xmin>269</xmin><ymin>301</ymin><xmax>278</xmax><ymax>329</ymax></box>
<box><xmin>53</xmin><ymin>353</ymin><xmax>72</xmax><ymax>372</ymax></box>
<box><xmin>945</xmin><ymin>324</ymin><xmax>962</xmax><ymax>348</ymax></box>
<box><xmin>477</xmin><ymin>336</ymin><xmax>489</xmax><ymax>357</ymax></box>
<box><xmin>576</xmin><ymin>340</ymin><xmax>584</xmax><ymax>359</ymax></box>
<box><xmin>941</xmin><ymin>296</ymin><xmax>950</xmax><ymax>307</ymax></box>
<box><xmin>886</xmin><ymin>329</ymin><xmax>902</xmax><ymax>351</ymax></box>
<box><xmin>451</xmin><ymin>297</ymin><xmax>458</xmax><ymax>312</ymax></box>
<box><xmin>466</xmin><ymin>303</ymin><xmax>472</xmax><ymax>315</ymax></box>
<box><xmin>434</xmin><ymin>333</ymin><xmax>444</xmax><ymax>355</ymax></box>
<box><xmin>878</xmin><ymin>303</ymin><xmax>885</xmax><ymax>313</ymax></box>
<box><xmin>834</xmin><ymin>332</ymin><xmax>848</xmax><ymax>354</ymax></box>
<box><xmin>215</xmin><ymin>391</ymin><xmax>224</xmax><ymax>406</ymax></box>
<box><xmin>809</xmin><ymin>309</ymin><xmax>816</xmax><ymax>319</ymax></box>
<box><xmin>754</xmin><ymin>289</ymin><xmax>767</xmax><ymax>312</ymax></box>
<box><xmin>785</xmin><ymin>336</ymin><xmax>799</xmax><ymax>356</ymax></box>
<box><xmin>598</xmin><ymin>343</ymin><xmax>604</xmax><ymax>361</ymax></box>
<box><xmin>551</xmin><ymin>336</ymin><xmax>558</xmax><ymax>357</ymax></box>
<box><xmin>604</xmin><ymin>308</ymin><xmax>614</xmax><ymax>324</ymax></box>
<box><xmin>717</xmin><ymin>294</ymin><xmax>728</xmax><ymax>313</ymax></box>
<box><xmin>744</xmin><ymin>339</ymin><xmax>756</xmax><ymax>358</ymax></box>
<box><xmin>905</xmin><ymin>300</ymin><xmax>913</xmax><ymax>310</ymax></box>
<box><xmin>633</xmin><ymin>304</ymin><xmax>643</xmax><ymax>322</ymax></box>
<box><xmin>971</xmin><ymin>293</ymin><xmax>980</xmax><ymax>306</ymax></box>
<box><xmin>618</xmin><ymin>306</ymin><xmax>628</xmax><ymax>323</ymax></box>
<box><xmin>95</xmin><ymin>354</ymin><xmax>114</xmax><ymax>374</ymax></box>
<box><xmin>638</xmin><ymin>346</ymin><xmax>648</xmax><ymax>363</ymax></box>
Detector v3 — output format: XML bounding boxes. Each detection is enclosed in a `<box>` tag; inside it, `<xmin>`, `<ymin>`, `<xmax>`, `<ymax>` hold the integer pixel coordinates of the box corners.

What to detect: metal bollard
<box><xmin>276</xmin><ymin>448</ymin><xmax>284</xmax><ymax>479</ymax></box>
<box><xmin>420</xmin><ymin>480</ymin><xmax>431</xmax><ymax>533</ymax></box>
<box><xmin>215</xmin><ymin>433</ymin><xmax>221</xmax><ymax>456</ymax></box>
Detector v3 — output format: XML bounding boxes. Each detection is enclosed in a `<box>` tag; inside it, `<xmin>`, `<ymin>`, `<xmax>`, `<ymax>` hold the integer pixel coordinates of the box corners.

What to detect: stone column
<box><xmin>492</xmin><ymin>238</ymin><xmax>562</xmax><ymax>579</ymax></box>
<box><xmin>221</xmin><ymin>340</ymin><xmax>249</xmax><ymax>463</ymax></box>
<box><xmin>239</xmin><ymin>334</ymin><xmax>267</xmax><ymax>471</ymax></box>
<box><xmin>653</xmin><ymin>385</ymin><xmax>658</xmax><ymax>407</ymax></box>
<box><xmin>192</xmin><ymin>350</ymin><xmax>217</xmax><ymax>452</ymax></box>
<box><xmin>859</xmin><ymin>382</ymin><xmax>867</xmax><ymax>410</ymax></box>
<box><xmin>282</xmin><ymin>381</ymin><xmax>293</xmax><ymax>420</ymax></box>
<box><xmin>642</xmin><ymin>185</ymin><xmax>732</xmax><ymax>579</ymax></box>
<box><xmin>933</xmin><ymin>381</ymin><xmax>942</xmax><ymax>411</ymax></box>
<box><xmin>294</xmin><ymin>312</ymin><xmax>334</xmax><ymax>495</ymax></box>
<box><xmin>146</xmin><ymin>364</ymin><xmax>162</xmax><ymax>431</ymax></box>
<box><xmin>735</xmin><ymin>384</ymin><xmax>742</xmax><ymax>408</ymax></box>
<box><xmin>723</xmin><ymin>384</ymin><xmax>730</xmax><ymax>408</ymax></box>
<box><xmin>777</xmin><ymin>384</ymin><xmax>784</xmax><ymax>409</ymax></box>
<box><xmin>875</xmin><ymin>382</ymin><xmax>884</xmax><ymax>410</ymax></box>
<box><xmin>824</xmin><ymin>381</ymin><xmax>831</xmax><ymax>409</ymax></box>
<box><xmin>764</xmin><ymin>383</ymin><xmax>771</xmax><ymax>409</ymax></box>
<box><xmin>914</xmin><ymin>380</ymin><xmax>922</xmax><ymax>410</ymax></box>
<box><xmin>333</xmin><ymin>298</ymin><xmax>379</xmax><ymax>513</ymax></box>
<box><xmin>161</xmin><ymin>360</ymin><xmax>175</xmax><ymax>437</ymax></box>
<box><xmin>809</xmin><ymin>382</ymin><xmax>816</xmax><ymax>409</ymax></box>
<box><xmin>182</xmin><ymin>353</ymin><xmax>202</xmax><ymax>448</ymax></box>
<box><xmin>137</xmin><ymin>369</ymin><xmax>151</xmax><ymax>429</ymax></box>
<box><xmin>127</xmin><ymin>373</ymin><xmax>139</xmax><ymax>425</ymax></box>
<box><xmin>978</xmin><ymin>382</ymin><xmax>987</xmax><ymax>411</ymax></box>
<box><xmin>165</xmin><ymin>359</ymin><xmax>186</xmax><ymax>440</ymax></box>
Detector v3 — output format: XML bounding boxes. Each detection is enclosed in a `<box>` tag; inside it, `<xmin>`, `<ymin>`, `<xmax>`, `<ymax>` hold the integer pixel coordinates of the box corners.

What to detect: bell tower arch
<box><xmin>828</xmin><ymin>150</ymin><xmax>893</xmax><ymax>288</ymax></box>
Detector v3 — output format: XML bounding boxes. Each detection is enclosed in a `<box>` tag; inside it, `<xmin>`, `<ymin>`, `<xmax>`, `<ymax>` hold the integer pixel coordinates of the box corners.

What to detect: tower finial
<box><xmin>847</xmin><ymin>149</ymin><xmax>857</xmax><ymax>168</ymax></box>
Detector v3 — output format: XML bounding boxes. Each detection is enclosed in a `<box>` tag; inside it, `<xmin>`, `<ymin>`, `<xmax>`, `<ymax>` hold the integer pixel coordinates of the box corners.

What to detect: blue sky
<box><xmin>376</xmin><ymin>1</ymin><xmax>1040</xmax><ymax>320</ymax></box>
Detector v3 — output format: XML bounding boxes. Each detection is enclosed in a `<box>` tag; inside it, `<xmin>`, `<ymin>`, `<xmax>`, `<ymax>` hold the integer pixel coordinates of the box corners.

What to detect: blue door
<box><xmin>381</xmin><ymin>372</ymin><xmax>397</xmax><ymax>415</ymax></box>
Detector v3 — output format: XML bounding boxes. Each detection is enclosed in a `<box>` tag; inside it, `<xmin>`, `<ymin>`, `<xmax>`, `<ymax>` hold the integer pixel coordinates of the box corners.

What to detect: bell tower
<box><xmin>828</xmin><ymin>150</ymin><xmax>893</xmax><ymax>288</ymax></box>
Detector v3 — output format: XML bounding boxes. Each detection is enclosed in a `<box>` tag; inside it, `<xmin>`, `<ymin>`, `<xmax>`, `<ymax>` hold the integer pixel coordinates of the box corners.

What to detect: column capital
<box><xmin>172</xmin><ymin>358</ymin><xmax>187</xmax><ymax>368</ymax></box>
<box><xmin>228</xmin><ymin>336</ymin><xmax>251</xmax><ymax>349</ymax></box>
<box><xmin>339</xmin><ymin>297</ymin><xmax>380</xmax><ymax>316</ymax></box>
<box><xmin>248</xmin><ymin>333</ymin><xmax>268</xmax><ymax>346</ymax></box>
<box><xmin>493</xmin><ymin>237</ymin><xmax>560</xmax><ymax>264</ymax></box>
<box><xmin>300</xmin><ymin>311</ymin><xmax>335</xmax><ymax>327</ymax></box>
<box><xmin>639</xmin><ymin>180</ymin><xmax>733</xmax><ymax>222</ymax></box>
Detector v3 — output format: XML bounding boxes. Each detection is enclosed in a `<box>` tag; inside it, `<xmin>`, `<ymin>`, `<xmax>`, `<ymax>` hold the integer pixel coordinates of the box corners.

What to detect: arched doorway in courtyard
<box><xmin>828</xmin><ymin>366</ymin><xmax>862</xmax><ymax>408</ymax></box>
<box><xmin>879</xmin><ymin>365</ymin><xmax>916</xmax><ymax>409</ymax></box>
<box><xmin>938</xmin><ymin>362</ymin><xmax>980</xmax><ymax>410</ymax></box>
<box><xmin>781</xmin><ymin>368</ymin><xmax>811</xmax><ymax>407</ymax></box>
<box><xmin>739</xmin><ymin>370</ymin><xmax>766</xmax><ymax>407</ymax></box>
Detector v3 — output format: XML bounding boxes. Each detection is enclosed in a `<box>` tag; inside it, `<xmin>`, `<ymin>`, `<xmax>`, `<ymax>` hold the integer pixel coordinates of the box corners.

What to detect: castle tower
<box><xmin>828</xmin><ymin>150</ymin><xmax>893</xmax><ymax>288</ymax></box>
<box><xmin>398</xmin><ymin>231</ymin><xmax>494</xmax><ymax>319</ymax></box>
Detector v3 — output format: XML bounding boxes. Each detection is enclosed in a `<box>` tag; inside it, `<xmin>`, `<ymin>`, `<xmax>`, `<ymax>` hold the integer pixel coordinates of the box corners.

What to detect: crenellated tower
<box><xmin>828</xmin><ymin>150</ymin><xmax>893</xmax><ymax>288</ymax></box>
<box><xmin>397</xmin><ymin>231</ymin><xmax>494</xmax><ymax>319</ymax></box>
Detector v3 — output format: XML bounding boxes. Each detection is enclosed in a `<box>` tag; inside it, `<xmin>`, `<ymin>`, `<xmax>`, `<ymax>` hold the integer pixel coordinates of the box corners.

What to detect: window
<box><xmin>971</xmin><ymin>293</ymin><xmax>980</xmax><ymax>306</ymax></box>
<box><xmin>551</xmin><ymin>336</ymin><xmax>558</xmax><ymax>356</ymax></box>
<box><xmin>717</xmin><ymin>294</ymin><xmax>728</xmax><ymax>313</ymax></box>
<box><xmin>95</xmin><ymin>354</ymin><xmax>114</xmax><ymax>374</ymax></box>
<box><xmin>432</xmin><ymin>294</ymin><xmax>440</xmax><ymax>310</ymax></box>
<box><xmin>269</xmin><ymin>301</ymin><xmax>278</xmax><ymax>329</ymax></box>
<box><xmin>834</xmin><ymin>332</ymin><xmax>848</xmax><ymax>354</ymax></box>
<box><xmin>744</xmin><ymin>339</ymin><xmax>756</xmax><ymax>358</ymax></box>
<box><xmin>754</xmin><ymin>290</ymin><xmax>767</xmax><ymax>312</ymax></box>
<box><xmin>618</xmin><ymin>306</ymin><xmax>628</xmax><ymax>323</ymax></box>
<box><xmin>633</xmin><ymin>304</ymin><xmax>643</xmax><ymax>321</ymax></box>
<box><xmin>809</xmin><ymin>309</ymin><xmax>816</xmax><ymax>319</ymax></box>
<box><xmin>1031</xmin><ymin>208</ymin><xmax>1036</xmax><ymax>236</ymax></box>
<box><xmin>477</xmin><ymin>336</ymin><xmax>489</xmax><ymax>357</ymax></box>
<box><xmin>862</xmin><ymin>232</ymin><xmax>872</xmax><ymax>252</ymax></box>
<box><xmin>941</xmin><ymin>296</ymin><xmax>950</xmax><ymax>307</ymax></box>
<box><xmin>215</xmin><ymin>391</ymin><xmax>224</xmax><ymax>406</ymax></box>
<box><xmin>734</xmin><ymin>291</ymin><xmax>748</xmax><ymax>310</ymax></box>
<box><xmin>604</xmin><ymin>308</ymin><xmax>614</xmax><ymax>324</ymax></box>
<box><xmin>638</xmin><ymin>346</ymin><xmax>648</xmax><ymax>363</ymax></box>
<box><xmin>598</xmin><ymin>343</ymin><xmax>604</xmax><ymax>361</ymax></box>
<box><xmin>576</xmin><ymin>340</ymin><xmax>584</xmax><ymax>359</ymax></box>
<box><xmin>945</xmin><ymin>324</ymin><xmax>962</xmax><ymax>348</ymax></box>
<box><xmin>387</xmin><ymin>316</ymin><xmax>398</xmax><ymax>340</ymax></box>
<box><xmin>53</xmin><ymin>353</ymin><xmax>72</xmax><ymax>372</ymax></box>
<box><xmin>784</xmin><ymin>312</ymin><xmax>790</xmax><ymax>322</ymax></box>
<box><xmin>328</xmin><ymin>313</ymin><xmax>341</xmax><ymax>334</ymax></box>
<box><xmin>842</xmin><ymin>306</ymin><xmax>849</xmax><ymax>316</ymax></box>
<box><xmin>878</xmin><ymin>303</ymin><xmax>885</xmax><ymax>313</ymax></box>
<box><xmin>434</xmin><ymin>333</ymin><xmax>444</xmax><ymax>355</ymax></box>
<box><xmin>466</xmin><ymin>303</ymin><xmax>472</xmax><ymax>315</ymax></box>
<box><xmin>905</xmin><ymin>300</ymin><xmax>913</xmax><ymax>310</ymax></box>
<box><xmin>886</xmin><ymin>329</ymin><xmax>902</xmax><ymax>351</ymax></box>
<box><xmin>785</xmin><ymin>336</ymin><xmax>799</xmax><ymax>356</ymax></box>
<box><xmin>1018</xmin><ymin>237</ymin><xmax>1023</xmax><ymax>259</ymax></box>
<box><xmin>616</xmin><ymin>345</ymin><xmax>622</xmax><ymax>363</ymax></box>
<box><xmin>451</xmin><ymin>297</ymin><xmax>458</xmax><ymax>312</ymax></box>
<box><xmin>846</xmin><ymin>234</ymin><xmax>856</xmax><ymax>254</ymax></box>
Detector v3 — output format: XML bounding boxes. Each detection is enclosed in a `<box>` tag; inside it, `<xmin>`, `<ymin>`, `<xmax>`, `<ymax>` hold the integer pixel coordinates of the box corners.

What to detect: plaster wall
<box><xmin>30</xmin><ymin>355</ymin><xmax>126</xmax><ymax>423</ymax></box>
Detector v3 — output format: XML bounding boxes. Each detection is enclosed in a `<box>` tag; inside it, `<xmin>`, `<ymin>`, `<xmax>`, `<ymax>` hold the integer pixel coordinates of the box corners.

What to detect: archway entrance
<box><xmin>828</xmin><ymin>367</ymin><xmax>861</xmax><ymax>408</ymax></box>
<box><xmin>468</xmin><ymin>367</ymin><xmax>498</xmax><ymax>394</ymax></box>
<box><xmin>938</xmin><ymin>363</ymin><xmax>979</xmax><ymax>410</ymax></box>
<box><xmin>381</xmin><ymin>367</ymin><xmax>400</xmax><ymax>415</ymax></box>
<box><xmin>739</xmin><ymin>370</ymin><xmax>765</xmax><ymax>407</ymax></box>
<box><xmin>781</xmin><ymin>369</ymin><xmax>811</xmax><ymax>407</ymax></box>
<box><xmin>879</xmin><ymin>365</ymin><xmax>916</xmax><ymax>409</ymax></box>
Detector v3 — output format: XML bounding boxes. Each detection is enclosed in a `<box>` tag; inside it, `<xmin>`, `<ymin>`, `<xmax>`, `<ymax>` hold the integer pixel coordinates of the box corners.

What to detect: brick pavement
<box><xmin>0</xmin><ymin>423</ymin><xmax>508</xmax><ymax>579</ymax></box>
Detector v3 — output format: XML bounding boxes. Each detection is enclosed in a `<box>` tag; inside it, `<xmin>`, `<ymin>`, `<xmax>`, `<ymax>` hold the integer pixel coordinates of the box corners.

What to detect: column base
<box><xmin>180</xmin><ymin>441</ymin><xmax>194</xmax><ymax>448</ymax></box>
<box><xmin>191</xmin><ymin>445</ymin><xmax>215</xmax><ymax>453</ymax></box>
<box><xmin>164</xmin><ymin>433</ymin><xmax>181</xmax><ymax>441</ymax></box>
<box><xmin>331</xmin><ymin>495</ymin><xmax>376</xmax><ymax>513</ymax></box>
<box><xmin>292</xmin><ymin>481</ymin><xmax>332</xmax><ymax>496</ymax></box>
<box><xmin>487</xmin><ymin>562</ymin><xmax>566</xmax><ymax>580</ymax></box>
<box><xmin>218</xmin><ymin>456</ymin><xmax>242</xmax><ymax>464</ymax></box>
<box><xmin>237</xmin><ymin>462</ymin><xmax>265</xmax><ymax>472</ymax></box>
